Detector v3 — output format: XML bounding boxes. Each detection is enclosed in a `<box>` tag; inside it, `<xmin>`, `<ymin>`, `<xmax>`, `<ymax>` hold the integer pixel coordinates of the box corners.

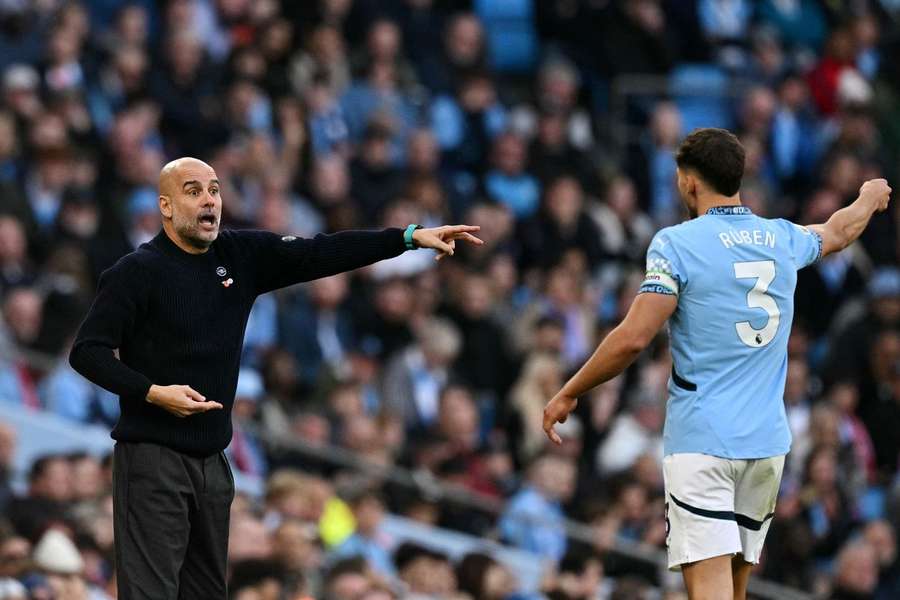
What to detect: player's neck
<box><xmin>695</xmin><ymin>192</ymin><xmax>741</xmax><ymax>217</ymax></box>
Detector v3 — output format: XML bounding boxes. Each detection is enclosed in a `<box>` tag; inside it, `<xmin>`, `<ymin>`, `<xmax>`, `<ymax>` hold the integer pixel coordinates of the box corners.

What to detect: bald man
<box><xmin>69</xmin><ymin>157</ymin><xmax>481</xmax><ymax>599</ymax></box>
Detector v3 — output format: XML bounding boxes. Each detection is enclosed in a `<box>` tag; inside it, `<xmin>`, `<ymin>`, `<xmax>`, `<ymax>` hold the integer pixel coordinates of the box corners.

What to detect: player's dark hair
<box><xmin>675</xmin><ymin>128</ymin><xmax>745</xmax><ymax>196</ymax></box>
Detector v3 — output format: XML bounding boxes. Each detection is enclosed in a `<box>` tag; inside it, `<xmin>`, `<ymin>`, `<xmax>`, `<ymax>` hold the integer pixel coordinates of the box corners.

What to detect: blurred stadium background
<box><xmin>0</xmin><ymin>0</ymin><xmax>899</xmax><ymax>598</ymax></box>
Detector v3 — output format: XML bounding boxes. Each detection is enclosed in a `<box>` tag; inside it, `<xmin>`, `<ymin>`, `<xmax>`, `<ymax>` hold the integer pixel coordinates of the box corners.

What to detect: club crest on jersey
<box><xmin>216</xmin><ymin>266</ymin><xmax>227</xmax><ymax>277</ymax></box>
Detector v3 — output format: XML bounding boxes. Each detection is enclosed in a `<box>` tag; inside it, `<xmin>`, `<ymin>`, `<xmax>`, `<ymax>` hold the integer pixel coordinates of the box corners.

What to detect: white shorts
<box><xmin>663</xmin><ymin>453</ymin><xmax>784</xmax><ymax>570</ymax></box>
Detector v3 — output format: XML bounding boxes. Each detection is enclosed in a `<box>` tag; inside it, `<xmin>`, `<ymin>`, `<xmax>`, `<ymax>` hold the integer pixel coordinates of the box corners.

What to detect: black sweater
<box><xmin>69</xmin><ymin>228</ymin><xmax>407</xmax><ymax>455</ymax></box>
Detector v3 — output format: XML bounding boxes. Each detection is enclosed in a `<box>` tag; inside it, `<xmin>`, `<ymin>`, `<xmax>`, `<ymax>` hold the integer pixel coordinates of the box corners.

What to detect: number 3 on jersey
<box><xmin>733</xmin><ymin>260</ymin><xmax>779</xmax><ymax>347</ymax></box>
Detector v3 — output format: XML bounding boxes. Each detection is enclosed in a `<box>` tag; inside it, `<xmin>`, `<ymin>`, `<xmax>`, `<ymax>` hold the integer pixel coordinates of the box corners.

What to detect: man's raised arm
<box><xmin>809</xmin><ymin>178</ymin><xmax>892</xmax><ymax>259</ymax></box>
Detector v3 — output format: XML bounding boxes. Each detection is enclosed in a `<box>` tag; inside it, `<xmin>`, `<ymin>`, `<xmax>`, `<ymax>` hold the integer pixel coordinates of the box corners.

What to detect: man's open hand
<box><xmin>412</xmin><ymin>225</ymin><xmax>483</xmax><ymax>260</ymax></box>
<box><xmin>543</xmin><ymin>393</ymin><xmax>578</xmax><ymax>445</ymax></box>
<box><xmin>146</xmin><ymin>384</ymin><xmax>223</xmax><ymax>417</ymax></box>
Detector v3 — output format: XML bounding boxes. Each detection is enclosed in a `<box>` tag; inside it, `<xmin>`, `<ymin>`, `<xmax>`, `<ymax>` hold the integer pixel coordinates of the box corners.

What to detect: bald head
<box><xmin>158</xmin><ymin>156</ymin><xmax>221</xmax><ymax>253</ymax></box>
<box><xmin>159</xmin><ymin>157</ymin><xmax>214</xmax><ymax>197</ymax></box>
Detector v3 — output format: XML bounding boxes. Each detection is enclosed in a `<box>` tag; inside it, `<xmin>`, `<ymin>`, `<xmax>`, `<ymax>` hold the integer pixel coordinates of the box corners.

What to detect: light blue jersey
<box><xmin>640</xmin><ymin>206</ymin><xmax>822</xmax><ymax>459</ymax></box>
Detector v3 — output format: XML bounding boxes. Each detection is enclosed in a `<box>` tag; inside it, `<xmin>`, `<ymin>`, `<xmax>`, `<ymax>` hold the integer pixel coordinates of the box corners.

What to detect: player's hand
<box><xmin>412</xmin><ymin>225</ymin><xmax>483</xmax><ymax>261</ymax></box>
<box><xmin>146</xmin><ymin>384</ymin><xmax>223</xmax><ymax>418</ymax></box>
<box><xmin>543</xmin><ymin>393</ymin><xmax>578</xmax><ymax>445</ymax></box>
<box><xmin>859</xmin><ymin>178</ymin><xmax>892</xmax><ymax>212</ymax></box>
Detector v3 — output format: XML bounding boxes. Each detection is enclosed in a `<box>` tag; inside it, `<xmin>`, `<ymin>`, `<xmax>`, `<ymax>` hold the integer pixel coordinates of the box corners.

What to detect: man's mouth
<box><xmin>198</xmin><ymin>214</ymin><xmax>217</xmax><ymax>230</ymax></box>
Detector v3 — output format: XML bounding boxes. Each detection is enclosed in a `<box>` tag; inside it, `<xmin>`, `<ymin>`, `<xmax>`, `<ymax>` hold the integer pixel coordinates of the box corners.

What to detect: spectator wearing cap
<box><xmin>227</xmin><ymin>367</ymin><xmax>268</xmax><ymax>477</ymax></box>
<box><xmin>29</xmin><ymin>528</ymin><xmax>99</xmax><ymax>599</ymax></box>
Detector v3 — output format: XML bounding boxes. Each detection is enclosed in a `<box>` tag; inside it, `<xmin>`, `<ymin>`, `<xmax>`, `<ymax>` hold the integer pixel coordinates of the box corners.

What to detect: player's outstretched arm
<box><xmin>542</xmin><ymin>292</ymin><xmax>677</xmax><ymax>444</ymax></box>
<box><xmin>809</xmin><ymin>178</ymin><xmax>891</xmax><ymax>259</ymax></box>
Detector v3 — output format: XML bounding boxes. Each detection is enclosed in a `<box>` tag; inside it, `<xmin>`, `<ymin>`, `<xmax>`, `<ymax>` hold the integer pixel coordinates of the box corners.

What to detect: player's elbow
<box><xmin>68</xmin><ymin>342</ymin><xmax>87</xmax><ymax>374</ymax></box>
<box><xmin>619</xmin><ymin>326</ymin><xmax>654</xmax><ymax>355</ymax></box>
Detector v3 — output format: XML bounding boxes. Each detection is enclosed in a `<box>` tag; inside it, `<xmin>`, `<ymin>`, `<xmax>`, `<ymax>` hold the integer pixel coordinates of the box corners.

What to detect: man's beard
<box><xmin>175</xmin><ymin>216</ymin><xmax>217</xmax><ymax>249</ymax></box>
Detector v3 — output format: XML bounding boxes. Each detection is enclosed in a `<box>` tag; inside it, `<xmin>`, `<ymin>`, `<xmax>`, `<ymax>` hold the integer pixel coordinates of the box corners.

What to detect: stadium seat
<box><xmin>474</xmin><ymin>0</ymin><xmax>538</xmax><ymax>72</ymax></box>
<box><xmin>669</xmin><ymin>64</ymin><xmax>735</xmax><ymax>133</ymax></box>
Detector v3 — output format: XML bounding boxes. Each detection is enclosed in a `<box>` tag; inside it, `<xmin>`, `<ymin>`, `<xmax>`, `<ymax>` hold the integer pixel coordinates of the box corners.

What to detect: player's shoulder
<box><xmin>649</xmin><ymin>220</ymin><xmax>695</xmax><ymax>251</ymax></box>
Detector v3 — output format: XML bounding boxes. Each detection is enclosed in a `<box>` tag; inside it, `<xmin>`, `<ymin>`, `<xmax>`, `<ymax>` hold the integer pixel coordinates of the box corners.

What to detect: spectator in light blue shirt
<box><xmin>771</xmin><ymin>74</ymin><xmax>817</xmax><ymax>185</ymax></box>
<box><xmin>39</xmin><ymin>356</ymin><xmax>120</xmax><ymax>426</ymax></box>
<box><xmin>430</xmin><ymin>73</ymin><xmax>507</xmax><ymax>175</ymax></box>
<box><xmin>340</xmin><ymin>61</ymin><xmax>417</xmax><ymax>164</ymax></box>
<box><xmin>499</xmin><ymin>453</ymin><xmax>575</xmax><ymax>563</ymax></box>
<box><xmin>330</xmin><ymin>489</ymin><xmax>396</xmax><ymax>578</ymax></box>
<box><xmin>485</xmin><ymin>132</ymin><xmax>540</xmax><ymax>220</ymax></box>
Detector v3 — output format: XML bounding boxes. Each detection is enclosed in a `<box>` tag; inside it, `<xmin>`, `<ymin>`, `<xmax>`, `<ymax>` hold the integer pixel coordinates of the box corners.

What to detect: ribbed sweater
<box><xmin>69</xmin><ymin>228</ymin><xmax>407</xmax><ymax>455</ymax></box>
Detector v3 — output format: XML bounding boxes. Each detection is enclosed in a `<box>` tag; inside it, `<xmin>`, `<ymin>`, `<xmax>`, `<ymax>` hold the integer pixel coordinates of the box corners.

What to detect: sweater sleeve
<box><xmin>69</xmin><ymin>258</ymin><xmax>154</xmax><ymax>400</ymax></box>
<box><xmin>244</xmin><ymin>228</ymin><xmax>408</xmax><ymax>294</ymax></box>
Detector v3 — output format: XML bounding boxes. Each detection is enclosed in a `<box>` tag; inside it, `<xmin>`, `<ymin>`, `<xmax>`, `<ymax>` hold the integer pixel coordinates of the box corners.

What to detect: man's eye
<box><xmin>190</xmin><ymin>190</ymin><xmax>199</xmax><ymax>196</ymax></box>
<box><xmin>210</xmin><ymin>188</ymin><xmax>219</xmax><ymax>195</ymax></box>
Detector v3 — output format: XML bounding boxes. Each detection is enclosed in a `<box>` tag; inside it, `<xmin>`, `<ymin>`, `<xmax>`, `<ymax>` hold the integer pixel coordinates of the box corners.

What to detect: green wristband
<box><xmin>404</xmin><ymin>224</ymin><xmax>422</xmax><ymax>250</ymax></box>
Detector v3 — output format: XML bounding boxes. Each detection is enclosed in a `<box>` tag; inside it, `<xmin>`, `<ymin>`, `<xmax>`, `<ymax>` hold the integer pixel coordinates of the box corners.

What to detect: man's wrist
<box><xmin>404</xmin><ymin>224</ymin><xmax>422</xmax><ymax>250</ymax></box>
<box><xmin>146</xmin><ymin>384</ymin><xmax>159</xmax><ymax>404</ymax></box>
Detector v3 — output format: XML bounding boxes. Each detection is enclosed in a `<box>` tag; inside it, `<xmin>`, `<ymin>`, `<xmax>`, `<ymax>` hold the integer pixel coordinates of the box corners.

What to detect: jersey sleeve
<box><xmin>639</xmin><ymin>229</ymin><xmax>686</xmax><ymax>297</ymax></box>
<box><xmin>780</xmin><ymin>220</ymin><xmax>823</xmax><ymax>269</ymax></box>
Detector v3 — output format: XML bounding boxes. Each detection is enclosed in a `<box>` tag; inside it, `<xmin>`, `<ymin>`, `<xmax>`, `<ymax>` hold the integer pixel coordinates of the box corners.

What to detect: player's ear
<box><xmin>159</xmin><ymin>195</ymin><xmax>172</xmax><ymax>219</ymax></box>
<box><xmin>686</xmin><ymin>173</ymin><xmax>698</xmax><ymax>197</ymax></box>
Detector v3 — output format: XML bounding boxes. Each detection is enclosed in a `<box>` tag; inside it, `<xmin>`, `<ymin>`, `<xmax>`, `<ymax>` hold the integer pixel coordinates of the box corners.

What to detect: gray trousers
<box><xmin>113</xmin><ymin>442</ymin><xmax>234</xmax><ymax>599</ymax></box>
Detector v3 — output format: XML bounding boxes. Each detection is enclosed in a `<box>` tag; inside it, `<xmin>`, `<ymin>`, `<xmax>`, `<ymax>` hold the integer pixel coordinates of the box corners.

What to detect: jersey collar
<box><xmin>706</xmin><ymin>206</ymin><xmax>752</xmax><ymax>216</ymax></box>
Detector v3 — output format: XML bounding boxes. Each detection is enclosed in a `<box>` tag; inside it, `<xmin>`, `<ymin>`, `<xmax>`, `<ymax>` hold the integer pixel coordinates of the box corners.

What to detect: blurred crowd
<box><xmin>0</xmin><ymin>0</ymin><xmax>899</xmax><ymax>598</ymax></box>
